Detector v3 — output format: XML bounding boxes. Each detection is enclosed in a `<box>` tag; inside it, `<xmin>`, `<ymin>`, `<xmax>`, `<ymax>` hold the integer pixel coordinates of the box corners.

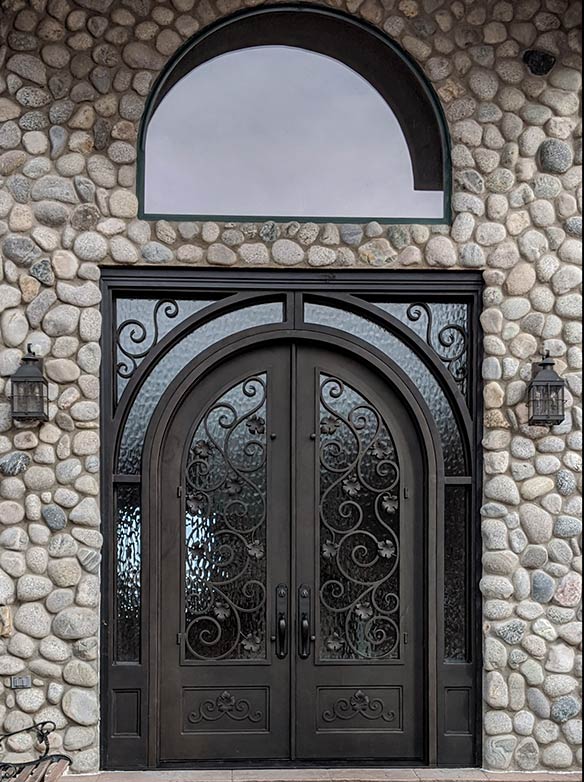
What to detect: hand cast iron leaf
<box><xmin>325</xmin><ymin>632</ymin><xmax>344</xmax><ymax>651</ymax></box>
<box><xmin>193</xmin><ymin>439</ymin><xmax>212</xmax><ymax>459</ymax></box>
<box><xmin>381</xmin><ymin>493</ymin><xmax>398</xmax><ymax>513</ymax></box>
<box><xmin>320</xmin><ymin>415</ymin><xmax>340</xmax><ymax>434</ymax></box>
<box><xmin>246</xmin><ymin>539</ymin><xmax>265</xmax><ymax>559</ymax></box>
<box><xmin>213</xmin><ymin>601</ymin><xmax>231</xmax><ymax>621</ymax></box>
<box><xmin>187</xmin><ymin>493</ymin><xmax>205</xmax><ymax>515</ymax></box>
<box><xmin>246</xmin><ymin>415</ymin><xmax>266</xmax><ymax>435</ymax></box>
<box><xmin>322</xmin><ymin>539</ymin><xmax>339</xmax><ymax>559</ymax></box>
<box><xmin>371</xmin><ymin>440</ymin><xmax>389</xmax><ymax>460</ymax></box>
<box><xmin>242</xmin><ymin>633</ymin><xmax>262</xmax><ymax>653</ymax></box>
<box><xmin>378</xmin><ymin>539</ymin><xmax>396</xmax><ymax>559</ymax></box>
<box><xmin>342</xmin><ymin>477</ymin><xmax>361</xmax><ymax>497</ymax></box>
<box><xmin>355</xmin><ymin>602</ymin><xmax>373</xmax><ymax>621</ymax></box>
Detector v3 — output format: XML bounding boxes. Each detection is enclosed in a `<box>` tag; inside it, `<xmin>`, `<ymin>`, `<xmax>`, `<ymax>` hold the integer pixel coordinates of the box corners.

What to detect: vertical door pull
<box><xmin>271</xmin><ymin>584</ymin><xmax>288</xmax><ymax>659</ymax></box>
<box><xmin>298</xmin><ymin>584</ymin><xmax>315</xmax><ymax>659</ymax></box>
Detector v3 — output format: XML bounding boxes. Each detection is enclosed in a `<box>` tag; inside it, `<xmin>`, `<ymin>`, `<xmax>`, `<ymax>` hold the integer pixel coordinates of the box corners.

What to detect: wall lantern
<box><xmin>528</xmin><ymin>353</ymin><xmax>566</xmax><ymax>426</ymax></box>
<box><xmin>10</xmin><ymin>345</ymin><xmax>49</xmax><ymax>422</ymax></box>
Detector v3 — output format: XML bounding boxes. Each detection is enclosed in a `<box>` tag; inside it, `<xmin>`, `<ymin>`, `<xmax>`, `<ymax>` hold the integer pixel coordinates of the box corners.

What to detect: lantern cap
<box><xmin>12</xmin><ymin>344</ymin><xmax>45</xmax><ymax>381</ymax></box>
<box><xmin>533</xmin><ymin>351</ymin><xmax>561</xmax><ymax>383</ymax></box>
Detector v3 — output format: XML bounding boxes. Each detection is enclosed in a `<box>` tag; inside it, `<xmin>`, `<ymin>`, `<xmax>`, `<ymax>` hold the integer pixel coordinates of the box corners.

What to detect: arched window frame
<box><xmin>136</xmin><ymin>3</ymin><xmax>452</xmax><ymax>224</ymax></box>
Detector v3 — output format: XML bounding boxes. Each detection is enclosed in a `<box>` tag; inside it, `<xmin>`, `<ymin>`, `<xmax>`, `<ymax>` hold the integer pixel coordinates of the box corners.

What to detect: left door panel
<box><xmin>159</xmin><ymin>345</ymin><xmax>292</xmax><ymax>761</ymax></box>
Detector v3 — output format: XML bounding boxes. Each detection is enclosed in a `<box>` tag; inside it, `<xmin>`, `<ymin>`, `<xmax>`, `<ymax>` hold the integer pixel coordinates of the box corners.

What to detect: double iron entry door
<box><xmin>158</xmin><ymin>343</ymin><xmax>425</xmax><ymax>763</ymax></box>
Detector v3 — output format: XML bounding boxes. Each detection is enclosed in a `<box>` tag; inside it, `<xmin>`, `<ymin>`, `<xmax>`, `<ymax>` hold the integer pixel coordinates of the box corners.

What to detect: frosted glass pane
<box><xmin>118</xmin><ymin>303</ymin><xmax>283</xmax><ymax>474</ymax></box>
<box><xmin>304</xmin><ymin>304</ymin><xmax>466</xmax><ymax>475</ymax></box>
<box><xmin>444</xmin><ymin>485</ymin><xmax>469</xmax><ymax>662</ymax></box>
<box><xmin>116</xmin><ymin>298</ymin><xmax>214</xmax><ymax>399</ymax></box>
<box><xmin>374</xmin><ymin>302</ymin><xmax>469</xmax><ymax>400</ymax></box>
<box><xmin>144</xmin><ymin>46</ymin><xmax>444</xmax><ymax>219</ymax></box>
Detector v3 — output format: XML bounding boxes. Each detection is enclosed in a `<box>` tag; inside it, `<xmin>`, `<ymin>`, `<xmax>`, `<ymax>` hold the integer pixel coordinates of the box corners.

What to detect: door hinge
<box><xmin>403</xmin><ymin>487</ymin><xmax>410</xmax><ymax>499</ymax></box>
<box><xmin>177</xmin><ymin>486</ymin><xmax>182</xmax><ymax>498</ymax></box>
<box><xmin>403</xmin><ymin>632</ymin><xmax>409</xmax><ymax>645</ymax></box>
<box><xmin>176</xmin><ymin>633</ymin><xmax>182</xmax><ymax>645</ymax></box>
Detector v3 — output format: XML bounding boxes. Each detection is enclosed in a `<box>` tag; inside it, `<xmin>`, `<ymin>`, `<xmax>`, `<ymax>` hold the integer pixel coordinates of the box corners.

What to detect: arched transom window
<box><xmin>138</xmin><ymin>5</ymin><xmax>450</xmax><ymax>223</ymax></box>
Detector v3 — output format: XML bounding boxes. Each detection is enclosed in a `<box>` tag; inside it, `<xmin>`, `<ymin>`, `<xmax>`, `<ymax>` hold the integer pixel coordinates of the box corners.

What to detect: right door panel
<box><xmin>294</xmin><ymin>346</ymin><xmax>426</xmax><ymax>761</ymax></box>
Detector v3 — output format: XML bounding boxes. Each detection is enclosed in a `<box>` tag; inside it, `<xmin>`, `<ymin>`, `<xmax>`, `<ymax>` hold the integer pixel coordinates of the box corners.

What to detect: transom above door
<box><xmin>102</xmin><ymin>270</ymin><xmax>482</xmax><ymax>769</ymax></box>
<box><xmin>159</xmin><ymin>343</ymin><xmax>424</xmax><ymax>762</ymax></box>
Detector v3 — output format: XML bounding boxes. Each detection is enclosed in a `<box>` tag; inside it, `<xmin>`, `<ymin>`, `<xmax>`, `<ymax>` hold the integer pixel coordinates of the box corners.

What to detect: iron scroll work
<box><xmin>183</xmin><ymin>374</ymin><xmax>268</xmax><ymax>662</ymax></box>
<box><xmin>319</xmin><ymin>375</ymin><xmax>401</xmax><ymax>661</ymax></box>
<box><xmin>101</xmin><ymin>269</ymin><xmax>482</xmax><ymax>769</ymax></box>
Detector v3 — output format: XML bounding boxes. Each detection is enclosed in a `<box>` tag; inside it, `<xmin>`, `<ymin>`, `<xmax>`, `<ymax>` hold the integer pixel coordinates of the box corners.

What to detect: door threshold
<box><xmin>64</xmin><ymin>770</ymin><xmax>582</xmax><ymax>782</ymax></box>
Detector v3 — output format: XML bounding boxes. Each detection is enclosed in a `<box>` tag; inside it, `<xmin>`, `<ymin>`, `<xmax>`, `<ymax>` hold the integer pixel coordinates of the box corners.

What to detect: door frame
<box><xmin>100</xmin><ymin>269</ymin><xmax>483</xmax><ymax>770</ymax></box>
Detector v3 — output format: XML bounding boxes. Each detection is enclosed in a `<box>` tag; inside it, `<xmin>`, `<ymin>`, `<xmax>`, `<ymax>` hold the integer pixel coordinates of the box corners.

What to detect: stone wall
<box><xmin>0</xmin><ymin>0</ymin><xmax>582</xmax><ymax>773</ymax></box>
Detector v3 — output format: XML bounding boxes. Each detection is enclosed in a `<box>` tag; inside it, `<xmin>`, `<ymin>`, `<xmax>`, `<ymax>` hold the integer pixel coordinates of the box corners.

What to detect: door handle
<box><xmin>271</xmin><ymin>584</ymin><xmax>288</xmax><ymax>659</ymax></box>
<box><xmin>298</xmin><ymin>584</ymin><xmax>315</xmax><ymax>659</ymax></box>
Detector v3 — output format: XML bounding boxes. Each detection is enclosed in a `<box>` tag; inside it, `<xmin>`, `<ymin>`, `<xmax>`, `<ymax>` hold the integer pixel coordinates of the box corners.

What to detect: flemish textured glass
<box><xmin>444</xmin><ymin>485</ymin><xmax>468</xmax><ymax>662</ymax></box>
<box><xmin>304</xmin><ymin>303</ymin><xmax>466</xmax><ymax>475</ymax></box>
<box><xmin>115</xmin><ymin>484</ymin><xmax>141</xmax><ymax>662</ymax></box>
<box><xmin>183</xmin><ymin>374</ymin><xmax>268</xmax><ymax>661</ymax></box>
<box><xmin>117</xmin><ymin>303</ymin><xmax>283</xmax><ymax>474</ymax></box>
<box><xmin>144</xmin><ymin>47</ymin><xmax>444</xmax><ymax>219</ymax></box>
<box><xmin>116</xmin><ymin>298</ymin><xmax>213</xmax><ymax>400</ymax></box>
<box><xmin>319</xmin><ymin>374</ymin><xmax>400</xmax><ymax>661</ymax></box>
<box><xmin>374</xmin><ymin>302</ymin><xmax>469</xmax><ymax>400</ymax></box>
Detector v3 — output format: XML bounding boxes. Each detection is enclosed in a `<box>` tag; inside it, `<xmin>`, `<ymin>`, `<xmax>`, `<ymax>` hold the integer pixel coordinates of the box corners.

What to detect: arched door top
<box><xmin>137</xmin><ymin>4</ymin><xmax>451</xmax><ymax>222</ymax></box>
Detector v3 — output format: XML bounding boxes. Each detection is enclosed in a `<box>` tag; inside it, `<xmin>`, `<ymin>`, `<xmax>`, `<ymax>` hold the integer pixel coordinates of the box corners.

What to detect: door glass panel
<box><xmin>116</xmin><ymin>298</ymin><xmax>214</xmax><ymax>401</ymax></box>
<box><xmin>304</xmin><ymin>303</ymin><xmax>466</xmax><ymax>475</ymax></box>
<box><xmin>183</xmin><ymin>374</ymin><xmax>268</xmax><ymax>662</ymax></box>
<box><xmin>115</xmin><ymin>484</ymin><xmax>141</xmax><ymax>662</ymax></box>
<box><xmin>117</xmin><ymin>303</ymin><xmax>283</xmax><ymax>475</ymax></box>
<box><xmin>319</xmin><ymin>374</ymin><xmax>400</xmax><ymax>661</ymax></box>
<box><xmin>444</xmin><ymin>485</ymin><xmax>469</xmax><ymax>662</ymax></box>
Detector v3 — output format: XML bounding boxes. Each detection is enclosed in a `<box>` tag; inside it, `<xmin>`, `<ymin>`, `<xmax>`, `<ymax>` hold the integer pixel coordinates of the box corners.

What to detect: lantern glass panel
<box><xmin>12</xmin><ymin>379</ymin><xmax>48</xmax><ymax>420</ymax></box>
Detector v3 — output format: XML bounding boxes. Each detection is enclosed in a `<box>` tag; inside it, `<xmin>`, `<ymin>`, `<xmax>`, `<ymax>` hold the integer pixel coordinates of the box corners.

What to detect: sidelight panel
<box><xmin>444</xmin><ymin>485</ymin><xmax>470</xmax><ymax>662</ymax></box>
<box><xmin>318</xmin><ymin>374</ymin><xmax>401</xmax><ymax>661</ymax></box>
<box><xmin>114</xmin><ymin>484</ymin><xmax>142</xmax><ymax>663</ymax></box>
<box><xmin>183</xmin><ymin>374</ymin><xmax>269</xmax><ymax>663</ymax></box>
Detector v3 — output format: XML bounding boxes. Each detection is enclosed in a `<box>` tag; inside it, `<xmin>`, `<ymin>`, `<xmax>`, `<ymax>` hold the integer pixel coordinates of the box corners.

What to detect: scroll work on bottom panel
<box><xmin>183</xmin><ymin>688</ymin><xmax>269</xmax><ymax>733</ymax></box>
<box><xmin>317</xmin><ymin>687</ymin><xmax>402</xmax><ymax>732</ymax></box>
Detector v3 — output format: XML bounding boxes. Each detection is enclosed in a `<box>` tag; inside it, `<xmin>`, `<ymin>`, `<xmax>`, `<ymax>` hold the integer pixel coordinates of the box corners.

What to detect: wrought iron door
<box><xmin>158</xmin><ymin>342</ymin><xmax>424</xmax><ymax>762</ymax></box>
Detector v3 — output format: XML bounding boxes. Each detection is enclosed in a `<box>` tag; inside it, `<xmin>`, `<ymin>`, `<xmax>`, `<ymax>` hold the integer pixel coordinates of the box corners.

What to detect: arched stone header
<box><xmin>137</xmin><ymin>3</ymin><xmax>451</xmax><ymax>222</ymax></box>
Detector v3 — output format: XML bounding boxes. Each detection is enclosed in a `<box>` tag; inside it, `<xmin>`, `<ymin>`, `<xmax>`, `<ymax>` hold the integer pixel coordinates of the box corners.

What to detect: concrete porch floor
<box><xmin>62</xmin><ymin>770</ymin><xmax>582</xmax><ymax>782</ymax></box>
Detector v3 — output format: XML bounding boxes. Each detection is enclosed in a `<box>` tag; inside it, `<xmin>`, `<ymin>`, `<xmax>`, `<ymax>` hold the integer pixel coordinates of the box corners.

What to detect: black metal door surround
<box><xmin>101</xmin><ymin>270</ymin><xmax>482</xmax><ymax>770</ymax></box>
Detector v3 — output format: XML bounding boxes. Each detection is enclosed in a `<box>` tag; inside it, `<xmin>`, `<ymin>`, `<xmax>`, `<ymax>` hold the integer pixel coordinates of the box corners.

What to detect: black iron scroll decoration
<box><xmin>116</xmin><ymin>298</ymin><xmax>180</xmax><ymax>380</ymax></box>
<box><xmin>405</xmin><ymin>302</ymin><xmax>468</xmax><ymax>388</ymax></box>
<box><xmin>183</xmin><ymin>375</ymin><xmax>268</xmax><ymax>661</ymax></box>
<box><xmin>0</xmin><ymin>721</ymin><xmax>71</xmax><ymax>780</ymax></box>
<box><xmin>188</xmin><ymin>690</ymin><xmax>263</xmax><ymax>724</ymax></box>
<box><xmin>319</xmin><ymin>375</ymin><xmax>401</xmax><ymax>661</ymax></box>
<box><xmin>322</xmin><ymin>689</ymin><xmax>396</xmax><ymax>723</ymax></box>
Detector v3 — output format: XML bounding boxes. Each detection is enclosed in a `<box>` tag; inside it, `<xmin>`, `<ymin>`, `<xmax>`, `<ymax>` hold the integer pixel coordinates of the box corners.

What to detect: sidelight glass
<box><xmin>114</xmin><ymin>484</ymin><xmax>142</xmax><ymax>662</ymax></box>
<box><xmin>318</xmin><ymin>374</ymin><xmax>401</xmax><ymax>661</ymax></box>
<box><xmin>143</xmin><ymin>46</ymin><xmax>444</xmax><ymax>220</ymax></box>
<box><xmin>304</xmin><ymin>303</ymin><xmax>467</xmax><ymax>475</ymax></box>
<box><xmin>117</xmin><ymin>303</ymin><xmax>283</xmax><ymax>475</ymax></box>
<box><xmin>444</xmin><ymin>485</ymin><xmax>469</xmax><ymax>661</ymax></box>
<box><xmin>183</xmin><ymin>374</ymin><xmax>268</xmax><ymax>661</ymax></box>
